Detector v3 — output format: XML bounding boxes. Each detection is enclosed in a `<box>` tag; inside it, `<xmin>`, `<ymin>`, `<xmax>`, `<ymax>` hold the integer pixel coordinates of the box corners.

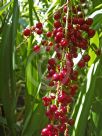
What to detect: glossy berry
<box><xmin>78</xmin><ymin>18</ymin><xmax>85</xmax><ymax>25</ymax></box>
<box><xmin>83</xmin><ymin>54</ymin><xmax>90</xmax><ymax>62</ymax></box>
<box><xmin>63</xmin><ymin>16</ymin><xmax>66</xmax><ymax>23</ymax></box>
<box><xmin>60</xmin><ymin>38</ymin><xmax>68</xmax><ymax>47</ymax></box>
<box><xmin>56</xmin><ymin>32</ymin><xmax>64</xmax><ymax>39</ymax></box>
<box><xmin>36</xmin><ymin>22</ymin><xmax>43</xmax><ymax>29</ymax></box>
<box><xmin>54</xmin><ymin>21</ymin><xmax>61</xmax><ymax>28</ymax></box>
<box><xmin>80</xmin><ymin>24</ymin><xmax>89</xmax><ymax>32</ymax></box>
<box><xmin>88</xmin><ymin>29</ymin><xmax>95</xmax><ymax>38</ymax></box>
<box><xmin>78</xmin><ymin>59</ymin><xmax>85</xmax><ymax>68</ymax></box>
<box><xmin>54</xmin><ymin>12</ymin><xmax>61</xmax><ymax>20</ymax></box>
<box><xmin>48</xmin><ymin>58</ymin><xmax>56</xmax><ymax>65</ymax></box>
<box><xmin>46</xmin><ymin>31</ymin><xmax>52</xmax><ymax>37</ymax></box>
<box><xmin>41</xmin><ymin>128</ymin><xmax>51</xmax><ymax>136</ymax></box>
<box><xmin>41</xmin><ymin>40</ymin><xmax>47</xmax><ymax>46</ymax></box>
<box><xmin>23</xmin><ymin>28</ymin><xmax>31</xmax><ymax>36</ymax></box>
<box><xmin>59</xmin><ymin>124</ymin><xmax>66</xmax><ymax>132</ymax></box>
<box><xmin>39</xmin><ymin>2</ymin><xmax>96</xmax><ymax>135</ymax></box>
<box><xmin>68</xmin><ymin>119</ymin><xmax>75</xmax><ymax>126</ymax></box>
<box><xmin>52</xmin><ymin>73</ymin><xmax>60</xmax><ymax>81</ymax></box>
<box><xmin>72</xmin><ymin>17</ymin><xmax>78</xmax><ymax>24</ymax></box>
<box><xmin>33</xmin><ymin>45</ymin><xmax>40</xmax><ymax>53</ymax></box>
<box><xmin>63</xmin><ymin>6</ymin><xmax>67</xmax><ymax>13</ymax></box>
<box><xmin>46</xmin><ymin>46</ymin><xmax>51</xmax><ymax>52</ymax></box>
<box><xmin>86</xmin><ymin>18</ymin><xmax>93</xmax><ymax>25</ymax></box>
<box><xmin>50</xmin><ymin>104</ymin><xmax>57</xmax><ymax>112</ymax></box>
<box><xmin>35</xmin><ymin>28</ymin><xmax>43</xmax><ymax>35</ymax></box>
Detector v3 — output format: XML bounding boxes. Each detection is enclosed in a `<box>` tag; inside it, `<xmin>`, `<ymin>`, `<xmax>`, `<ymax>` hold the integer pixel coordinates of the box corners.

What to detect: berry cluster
<box><xmin>23</xmin><ymin>0</ymin><xmax>97</xmax><ymax>136</ymax></box>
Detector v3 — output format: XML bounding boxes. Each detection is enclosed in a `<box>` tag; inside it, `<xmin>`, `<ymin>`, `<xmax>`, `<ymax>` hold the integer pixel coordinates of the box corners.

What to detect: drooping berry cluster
<box><xmin>23</xmin><ymin>0</ymin><xmax>97</xmax><ymax>136</ymax></box>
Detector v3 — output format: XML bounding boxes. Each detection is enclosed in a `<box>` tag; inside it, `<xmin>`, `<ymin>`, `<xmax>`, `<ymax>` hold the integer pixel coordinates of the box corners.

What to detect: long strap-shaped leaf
<box><xmin>74</xmin><ymin>56</ymin><xmax>102</xmax><ymax>136</ymax></box>
<box><xmin>0</xmin><ymin>0</ymin><xmax>19</xmax><ymax>135</ymax></box>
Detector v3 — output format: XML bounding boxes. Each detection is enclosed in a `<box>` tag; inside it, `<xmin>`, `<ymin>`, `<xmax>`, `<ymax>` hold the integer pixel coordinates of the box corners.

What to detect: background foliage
<box><xmin>0</xmin><ymin>0</ymin><xmax>102</xmax><ymax>136</ymax></box>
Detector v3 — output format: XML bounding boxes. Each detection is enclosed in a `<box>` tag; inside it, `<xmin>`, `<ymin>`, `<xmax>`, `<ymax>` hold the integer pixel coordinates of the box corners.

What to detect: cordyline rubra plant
<box><xmin>23</xmin><ymin>0</ymin><xmax>99</xmax><ymax>136</ymax></box>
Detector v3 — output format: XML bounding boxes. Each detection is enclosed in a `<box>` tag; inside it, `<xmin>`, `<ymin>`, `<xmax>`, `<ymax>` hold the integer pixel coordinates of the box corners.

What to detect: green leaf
<box><xmin>88</xmin><ymin>32</ymin><xmax>99</xmax><ymax>66</ymax></box>
<box><xmin>0</xmin><ymin>0</ymin><xmax>19</xmax><ymax>135</ymax></box>
<box><xmin>92</xmin><ymin>0</ymin><xmax>102</xmax><ymax>8</ymax></box>
<box><xmin>21</xmin><ymin>103</ymin><xmax>48</xmax><ymax>136</ymax></box>
<box><xmin>92</xmin><ymin>13</ymin><xmax>102</xmax><ymax>30</ymax></box>
<box><xmin>0</xmin><ymin>1</ymin><xmax>13</xmax><ymax>16</ymax></box>
<box><xmin>74</xmin><ymin>57</ymin><xmax>102</xmax><ymax>136</ymax></box>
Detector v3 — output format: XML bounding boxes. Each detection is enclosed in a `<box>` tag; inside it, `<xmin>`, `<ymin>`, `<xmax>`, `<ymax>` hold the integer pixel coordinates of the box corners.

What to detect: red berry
<box><xmin>52</xmin><ymin>73</ymin><xmax>60</xmax><ymax>81</ymax></box>
<box><xmin>63</xmin><ymin>16</ymin><xmax>66</xmax><ymax>22</ymax></box>
<box><xmin>49</xmin><ymin>69</ymin><xmax>55</xmax><ymax>76</ymax></box>
<box><xmin>53</xmin><ymin>28</ymin><xmax>57</xmax><ymax>36</ymax></box>
<box><xmin>63</xmin><ymin>6</ymin><xmax>67</xmax><ymax>13</ymax></box>
<box><xmin>83</xmin><ymin>54</ymin><xmax>90</xmax><ymax>62</ymax></box>
<box><xmin>54</xmin><ymin>21</ymin><xmax>61</xmax><ymax>28</ymax></box>
<box><xmin>86</xmin><ymin>18</ymin><xmax>93</xmax><ymax>25</ymax></box>
<box><xmin>50</xmin><ymin>93</ymin><xmax>56</xmax><ymax>99</ymax></box>
<box><xmin>46</xmin><ymin>31</ymin><xmax>52</xmax><ymax>37</ymax></box>
<box><xmin>41</xmin><ymin>128</ymin><xmax>51</xmax><ymax>136</ymax></box>
<box><xmin>36</xmin><ymin>22</ymin><xmax>42</xmax><ymax>29</ymax></box>
<box><xmin>78</xmin><ymin>59</ymin><xmax>85</xmax><ymax>68</ymax></box>
<box><xmin>47</xmin><ymin>124</ymin><xmax>54</xmax><ymax>131</ymax></box>
<box><xmin>59</xmin><ymin>124</ymin><xmax>66</xmax><ymax>132</ymax></box>
<box><xmin>60</xmin><ymin>106</ymin><xmax>67</xmax><ymax>114</ymax></box>
<box><xmin>48</xmin><ymin>42</ymin><xmax>53</xmax><ymax>46</ymax></box>
<box><xmin>54</xmin><ymin>110</ymin><xmax>61</xmax><ymax>119</ymax></box>
<box><xmin>88</xmin><ymin>29</ymin><xmax>95</xmax><ymax>38</ymax></box>
<box><xmin>56</xmin><ymin>52</ymin><xmax>62</xmax><ymax>60</ymax></box>
<box><xmin>48</xmin><ymin>58</ymin><xmax>56</xmax><ymax>65</ymax></box>
<box><xmin>60</xmin><ymin>38</ymin><xmax>68</xmax><ymax>47</ymax></box>
<box><xmin>46</xmin><ymin>110</ymin><xmax>53</xmax><ymax>120</ymax></box>
<box><xmin>41</xmin><ymin>40</ymin><xmax>47</xmax><ymax>46</ymax></box>
<box><xmin>66</xmin><ymin>53</ymin><xmax>72</xmax><ymax>60</ymax></box>
<box><xmin>54</xmin><ymin>12</ymin><xmax>61</xmax><ymax>20</ymax></box>
<box><xmin>72</xmin><ymin>17</ymin><xmax>78</xmax><ymax>24</ymax></box>
<box><xmin>23</xmin><ymin>28</ymin><xmax>31</xmax><ymax>36</ymax></box>
<box><xmin>56</xmin><ymin>32</ymin><xmax>64</xmax><ymax>39</ymax></box>
<box><xmin>70</xmin><ymin>84</ymin><xmax>78</xmax><ymax>96</ymax></box>
<box><xmin>68</xmin><ymin>119</ymin><xmax>75</xmax><ymax>126</ymax></box>
<box><xmin>59</xmin><ymin>115</ymin><xmax>67</xmax><ymax>123</ymax></box>
<box><xmin>35</xmin><ymin>28</ymin><xmax>43</xmax><ymax>35</ymax></box>
<box><xmin>78</xmin><ymin>18</ymin><xmax>85</xmax><ymax>25</ymax></box>
<box><xmin>33</xmin><ymin>45</ymin><xmax>40</xmax><ymax>53</ymax></box>
<box><xmin>49</xmin><ymin>81</ymin><xmax>54</xmax><ymax>86</ymax></box>
<box><xmin>50</xmin><ymin>104</ymin><xmax>57</xmax><ymax>112</ymax></box>
<box><xmin>46</xmin><ymin>46</ymin><xmax>51</xmax><ymax>52</ymax></box>
<box><xmin>80</xmin><ymin>24</ymin><xmax>89</xmax><ymax>32</ymax></box>
<box><xmin>57</xmin><ymin>27</ymin><xmax>63</xmax><ymax>32</ymax></box>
